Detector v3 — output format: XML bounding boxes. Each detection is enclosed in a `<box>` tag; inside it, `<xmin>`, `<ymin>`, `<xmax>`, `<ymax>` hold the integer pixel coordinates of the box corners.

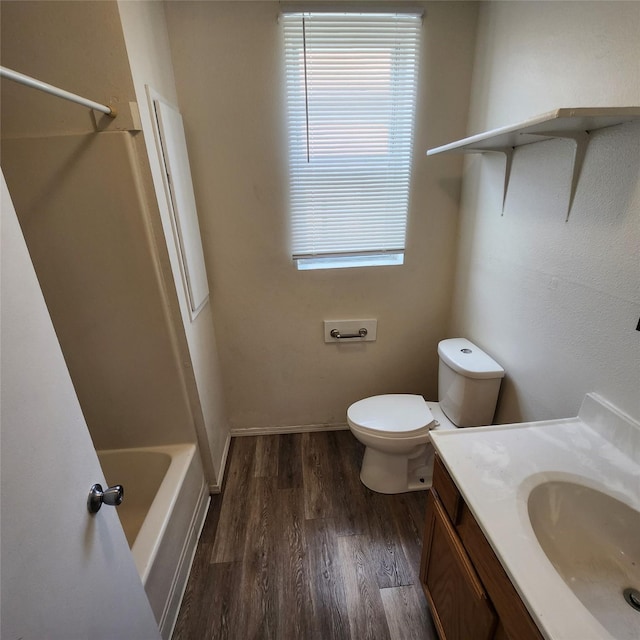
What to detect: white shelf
<box><xmin>427</xmin><ymin>107</ymin><xmax>640</xmax><ymax>218</ymax></box>
<box><xmin>427</xmin><ymin>107</ymin><xmax>640</xmax><ymax>155</ymax></box>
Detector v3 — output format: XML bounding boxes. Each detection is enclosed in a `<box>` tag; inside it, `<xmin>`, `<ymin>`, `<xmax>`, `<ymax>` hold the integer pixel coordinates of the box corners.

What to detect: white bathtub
<box><xmin>98</xmin><ymin>443</ymin><xmax>209</xmax><ymax>639</ymax></box>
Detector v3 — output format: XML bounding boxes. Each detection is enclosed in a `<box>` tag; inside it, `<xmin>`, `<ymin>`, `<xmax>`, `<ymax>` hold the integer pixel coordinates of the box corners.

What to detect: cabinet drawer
<box><xmin>433</xmin><ymin>455</ymin><xmax>461</xmax><ymax>524</ymax></box>
<box><xmin>423</xmin><ymin>491</ymin><xmax>496</xmax><ymax>640</ymax></box>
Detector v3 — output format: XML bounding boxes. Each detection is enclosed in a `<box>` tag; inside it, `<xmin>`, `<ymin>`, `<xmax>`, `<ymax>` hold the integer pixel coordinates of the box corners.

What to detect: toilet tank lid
<box><xmin>438</xmin><ymin>338</ymin><xmax>505</xmax><ymax>379</ymax></box>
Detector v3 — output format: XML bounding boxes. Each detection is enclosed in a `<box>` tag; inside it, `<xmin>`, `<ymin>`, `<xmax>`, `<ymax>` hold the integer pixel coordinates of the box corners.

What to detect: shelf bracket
<box><xmin>524</xmin><ymin>130</ymin><xmax>590</xmax><ymax>221</ymax></box>
<box><xmin>498</xmin><ymin>147</ymin><xmax>514</xmax><ymax>214</ymax></box>
<box><xmin>466</xmin><ymin>147</ymin><xmax>514</xmax><ymax>214</ymax></box>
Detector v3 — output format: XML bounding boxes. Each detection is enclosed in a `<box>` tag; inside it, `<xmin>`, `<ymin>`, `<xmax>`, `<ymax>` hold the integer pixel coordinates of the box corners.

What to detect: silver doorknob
<box><xmin>87</xmin><ymin>483</ymin><xmax>124</xmax><ymax>514</ymax></box>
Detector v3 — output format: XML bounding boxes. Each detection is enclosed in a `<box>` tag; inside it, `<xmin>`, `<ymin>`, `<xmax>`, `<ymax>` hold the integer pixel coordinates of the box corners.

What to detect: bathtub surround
<box><xmin>174</xmin><ymin>432</ymin><xmax>437</xmax><ymax>640</ymax></box>
<box><xmin>0</xmin><ymin>0</ymin><xmax>230</xmax><ymax>491</ymax></box>
<box><xmin>2</xmin><ymin>132</ymin><xmax>194</xmax><ymax>448</ymax></box>
<box><xmin>449</xmin><ymin>1</ymin><xmax>640</xmax><ymax>423</ymax></box>
<box><xmin>0</xmin><ymin>2</ymin><xmax>189</xmax><ymax>450</ymax></box>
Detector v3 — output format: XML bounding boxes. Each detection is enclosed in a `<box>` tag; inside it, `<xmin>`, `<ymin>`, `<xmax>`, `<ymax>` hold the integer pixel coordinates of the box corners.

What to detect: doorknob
<box><xmin>87</xmin><ymin>483</ymin><xmax>124</xmax><ymax>514</ymax></box>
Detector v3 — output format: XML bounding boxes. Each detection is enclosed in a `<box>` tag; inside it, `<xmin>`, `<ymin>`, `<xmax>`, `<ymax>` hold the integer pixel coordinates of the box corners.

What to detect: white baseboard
<box><xmin>164</xmin><ymin>483</ymin><xmax>210</xmax><ymax>640</ymax></box>
<box><xmin>208</xmin><ymin>431</ymin><xmax>231</xmax><ymax>494</ymax></box>
<box><xmin>229</xmin><ymin>422</ymin><xmax>349</xmax><ymax>437</ymax></box>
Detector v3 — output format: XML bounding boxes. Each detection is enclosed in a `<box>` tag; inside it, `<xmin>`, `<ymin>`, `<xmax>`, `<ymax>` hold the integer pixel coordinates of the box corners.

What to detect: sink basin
<box><xmin>528</xmin><ymin>481</ymin><xmax>640</xmax><ymax>639</ymax></box>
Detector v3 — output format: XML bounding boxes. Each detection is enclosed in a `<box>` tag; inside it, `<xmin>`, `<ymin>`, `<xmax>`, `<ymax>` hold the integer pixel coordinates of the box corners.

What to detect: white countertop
<box><xmin>430</xmin><ymin>393</ymin><xmax>640</xmax><ymax>640</ymax></box>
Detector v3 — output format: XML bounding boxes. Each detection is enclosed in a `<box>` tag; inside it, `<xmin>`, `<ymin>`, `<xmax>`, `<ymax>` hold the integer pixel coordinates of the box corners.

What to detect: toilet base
<box><xmin>359</xmin><ymin>443</ymin><xmax>435</xmax><ymax>494</ymax></box>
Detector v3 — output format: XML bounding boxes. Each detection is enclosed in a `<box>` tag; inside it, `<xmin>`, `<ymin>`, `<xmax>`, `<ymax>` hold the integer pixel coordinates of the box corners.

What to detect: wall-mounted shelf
<box><xmin>427</xmin><ymin>107</ymin><xmax>640</xmax><ymax>219</ymax></box>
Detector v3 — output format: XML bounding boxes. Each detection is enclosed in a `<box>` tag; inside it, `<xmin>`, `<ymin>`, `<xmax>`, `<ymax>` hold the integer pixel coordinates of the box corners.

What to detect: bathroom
<box><xmin>1</xmin><ymin>1</ymin><xmax>638</xmax><ymax>639</ymax></box>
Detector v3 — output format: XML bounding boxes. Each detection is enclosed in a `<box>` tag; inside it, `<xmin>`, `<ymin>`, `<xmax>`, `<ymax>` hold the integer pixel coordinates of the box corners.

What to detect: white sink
<box><xmin>528</xmin><ymin>481</ymin><xmax>640</xmax><ymax>640</ymax></box>
<box><xmin>430</xmin><ymin>393</ymin><xmax>640</xmax><ymax>640</ymax></box>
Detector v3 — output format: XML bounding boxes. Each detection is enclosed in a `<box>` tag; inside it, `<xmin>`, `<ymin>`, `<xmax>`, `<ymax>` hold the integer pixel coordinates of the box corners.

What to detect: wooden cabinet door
<box><xmin>422</xmin><ymin>491</ymin><xmax>496</xmax><ymax>640</ymax></box>
<box><xmin>457</xmin><ymin>505</ymin><xmax>544</xmax><ymax>640</ymax></box>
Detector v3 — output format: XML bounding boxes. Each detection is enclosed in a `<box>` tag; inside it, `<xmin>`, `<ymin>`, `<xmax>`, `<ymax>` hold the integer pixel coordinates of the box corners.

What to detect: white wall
<box><xmin>450</xmin><ymin>1</ymin><xmax>640</xmax><ymax>422</ymax></box>
<box><xmin>118</xmin><ymin>0</ymin><xmax>230</xmax><ymax>487</ymax></box>
<box><xmin>164</xmin><ymin>1</ymin><xmax>479</xmax><ymax>432</ymax></box>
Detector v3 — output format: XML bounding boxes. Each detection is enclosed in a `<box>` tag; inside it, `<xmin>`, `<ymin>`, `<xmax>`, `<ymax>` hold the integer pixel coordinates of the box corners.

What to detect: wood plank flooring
<box><xmin>173</xmin><ymin>431</ymin><xmax>438</xmax><ymax>640</ymax></box>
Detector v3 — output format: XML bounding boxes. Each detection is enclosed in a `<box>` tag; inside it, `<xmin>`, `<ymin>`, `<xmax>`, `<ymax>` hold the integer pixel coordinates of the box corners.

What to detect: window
<box><xmin>283</xmin><ymin>12</ymin><xmax>421</xmax><ymax>270</ymax></box>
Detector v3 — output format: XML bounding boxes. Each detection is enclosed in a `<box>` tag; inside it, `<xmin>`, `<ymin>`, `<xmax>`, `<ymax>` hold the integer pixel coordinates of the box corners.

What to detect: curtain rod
<box><xmin>0</xmin><ymin>66</ymin><xmax>116</xmax><ymax>118</ymax></box>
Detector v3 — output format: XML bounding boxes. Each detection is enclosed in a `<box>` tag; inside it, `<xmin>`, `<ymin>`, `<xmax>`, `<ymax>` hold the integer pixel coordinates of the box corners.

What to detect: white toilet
<box><xmin>347</xmin><ymin>338</ymin><xmax>505</xmax><ymax>494</ymax></box>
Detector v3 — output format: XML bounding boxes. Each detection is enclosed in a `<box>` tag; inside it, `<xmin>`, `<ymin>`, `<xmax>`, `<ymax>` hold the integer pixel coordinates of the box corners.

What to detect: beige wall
<box><xmin>2</xmin><ymin>132</ymin><xmax>197</xmax><ymax>448</ymax></box>
<box><xmin>164</xmin><ymin>1</ymin><xmax>479</xmax><ymax>431</ymax></box>
<box><xmin>450</xmin><ymin>1</ymin><xmax>640</xmax><ymax>422</ymax></box>
<box><xmin>118</xmin><ymin>0</ymin><xmax>230</xmax><ymax>487</ymax></box>
<box><xmin>0</xmin><ymin>1</ymin><xmax>197</xmax><ymax>449</ymax></box>
<box><xmin>0</xmin><ymin>0</ymin><xmax>136</xmax><ymax>138</ymax></box>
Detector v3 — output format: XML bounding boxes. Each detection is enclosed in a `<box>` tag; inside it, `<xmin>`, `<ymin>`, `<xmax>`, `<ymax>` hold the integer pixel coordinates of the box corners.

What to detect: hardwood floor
<box><xmin>173</xmin><ymin>431</ymin><xmax>438</xmax><ymax>640</ymax></box>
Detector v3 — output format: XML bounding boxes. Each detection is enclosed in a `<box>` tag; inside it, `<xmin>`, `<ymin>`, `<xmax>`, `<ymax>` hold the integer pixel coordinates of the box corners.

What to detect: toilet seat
<box><xmin>347</xmin><ymin>394</ymin><xmax>435</xmax><ymax>438</ymax></box>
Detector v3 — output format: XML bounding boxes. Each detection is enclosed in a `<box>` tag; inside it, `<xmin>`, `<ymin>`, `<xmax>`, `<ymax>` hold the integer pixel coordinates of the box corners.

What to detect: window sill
<box><xmin>295</xmin><ymin>254</ymin><xmax>404</xmax><ymax>271</ymax></box>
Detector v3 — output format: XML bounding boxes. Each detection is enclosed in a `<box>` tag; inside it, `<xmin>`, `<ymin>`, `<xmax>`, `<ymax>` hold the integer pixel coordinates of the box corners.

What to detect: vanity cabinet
<box><xmin>420</xmin><ymin>457</ymin><xmax>544</xmax><ymax>640</ymax></box>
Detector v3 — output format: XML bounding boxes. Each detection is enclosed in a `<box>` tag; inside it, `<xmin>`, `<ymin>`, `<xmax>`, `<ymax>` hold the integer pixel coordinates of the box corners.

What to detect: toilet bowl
<box><xmin>348</xmin><ymin>395</ymin><xmax>456</xmax><ymax>494</ymax></box>
<box><xmin>346</xmin><ymin>338</ymin><xmax>504</xmax><ymax>494</ymax></box>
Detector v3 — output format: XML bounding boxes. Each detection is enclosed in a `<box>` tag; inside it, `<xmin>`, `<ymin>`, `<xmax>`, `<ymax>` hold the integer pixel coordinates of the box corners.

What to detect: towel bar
<box><xmin>330</xmin><ymin>328</ymin><xmax>368</xmax><ymax>339</ymax></box>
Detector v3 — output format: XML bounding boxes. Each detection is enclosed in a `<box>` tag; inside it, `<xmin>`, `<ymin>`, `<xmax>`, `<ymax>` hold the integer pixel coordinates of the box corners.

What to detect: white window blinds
<box><xmin>283</xmin><ymin>12</ymin><xmax>421</xmax><ymax>269</ymax></box>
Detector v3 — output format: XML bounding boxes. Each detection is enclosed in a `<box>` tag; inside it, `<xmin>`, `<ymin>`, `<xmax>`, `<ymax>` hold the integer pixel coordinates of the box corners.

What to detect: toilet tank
<box><xmin>437</xmin><ymin>338</ymin><xmax>505</xmax><ymax>427</ymax></box>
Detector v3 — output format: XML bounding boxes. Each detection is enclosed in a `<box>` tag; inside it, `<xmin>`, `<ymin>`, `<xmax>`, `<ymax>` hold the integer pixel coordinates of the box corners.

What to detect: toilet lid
<box><xmin>347</xmin><ymin>394</ymin><xmax>435</xmax><ymax>436</ymax></box>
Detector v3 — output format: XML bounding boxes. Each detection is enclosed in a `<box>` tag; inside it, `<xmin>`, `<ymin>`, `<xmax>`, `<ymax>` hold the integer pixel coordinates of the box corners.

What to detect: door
<box><xmin>0</xmin><ymin>172</ymin><xmax>161</xmax><ymax>640</ymax></box>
